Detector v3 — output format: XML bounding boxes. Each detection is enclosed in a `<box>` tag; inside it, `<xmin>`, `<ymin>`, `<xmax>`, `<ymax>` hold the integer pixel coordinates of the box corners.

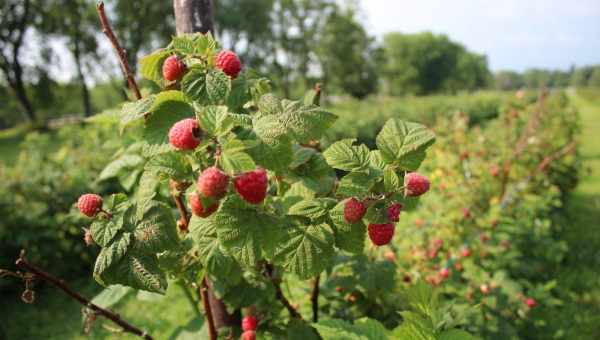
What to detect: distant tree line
<box><xmin>1</xmin><ymin>0</ymin><xmax>598</xmax><ymax>128</ymax></box>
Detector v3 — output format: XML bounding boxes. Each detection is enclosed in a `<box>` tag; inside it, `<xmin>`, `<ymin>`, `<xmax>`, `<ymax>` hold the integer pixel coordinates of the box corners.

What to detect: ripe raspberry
<box><xmin>480</xmin><ymin>283</ymin><xmax>490</xmax><ymax>295</ymax></box>
<box><xmin>344</xmin><ymin>198</ymin><xmax>366</xmax><ymax>224</ymax></box>
<box><xmin>241</xmin><ymin>330</ymin><xmax>256</xmax><ymax>340</ymax></box>
<box><xmin>215</xmin><ymin>50</ymin><xmax>242</xmax><ymax>78</ymax></box>
<box><xmin>404</xmin><ymin>172</ymin><xmax>430</xmax><ymax>197</ymax></box>
<box><xmin>197</xmin><ymin>167</ymin><xmax>229</xmax><ymax>199</ymax></box>
<box><xmin>525</xmin><ymin>298</ymin><xmax>536</xmax><ymax>309</ymax></box>
<box><xmin>242</xmin><ymin>315</ymin><xmax>258</xmax><ymax>332</ymax></box>
<box><xmin>462</xmin><ymin>207</ymin><xmax>471</xmax><ymax>219</ymax></box>
<box><xmin>189</xmin><ymin>193</ymin><xmax>219</xmax><ymax>218</ymax></box>
<box><xmin>368</xmin><ymin>223</ymin><xmax>395</xmax><ymax>246</ymax></box>
<box><xmin>461</xmin><ymin>247</ymin><xmax>471</xmax><ymax>258</ymax></box>
<box><xmin>387</xmin><ymin>202</ymin><xmax>403</xmax><ymax>222</ymax></box>
<box><xmin>77</xmin><ymin>194</ymin><xmax>103</xmax><ymax>217</ymax></box>
<box><xmin>162</xmin><ymin>55</ymin><xmax>187</xmax><ymax>81</ymax></box>
<box><xmin>439</xmin><ymin>267</ymin><xmax>450</xmax><ymax>279</ymax></box>
<box><xmin>234</xmin><ymin>168</ymin><xmax>268</xmax><ymax>204</ymax></box>
<box><xmin>169</xmin><ymin>118</ymin><xmax>201</xmax><ymax>150</ymax></box>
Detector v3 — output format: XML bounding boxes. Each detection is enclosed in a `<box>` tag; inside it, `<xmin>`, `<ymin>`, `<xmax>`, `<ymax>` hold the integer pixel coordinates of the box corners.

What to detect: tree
<box><xmin>0</xmin><ymin>0</ymin><xmax>37</xmax><ymax>122</ymax></box>
<box><xmin>588</xmin><ymin>66</ymin><xmax>600</xmax><ymax>87</ymax></box>
<box><xmin>494</xmin><ymin>71</ymin><xmax>524</xmax><ymax>91</ymax></box>
<box><xmin>317</xmin><ymin>8</ymin><xmax>378</xmax><ymax>98</ymax></box>
<box><xmin>446</xmin><ymin>52</ymin><xmax>491</xmax><ymax>92</ymax></box>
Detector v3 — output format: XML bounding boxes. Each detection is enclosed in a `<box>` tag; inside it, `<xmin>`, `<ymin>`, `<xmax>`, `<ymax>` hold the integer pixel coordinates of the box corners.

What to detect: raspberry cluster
<box><xmin>241</xmin><ymin>315</ymin><xmax>258</xmax><ymax>340</ymax></box>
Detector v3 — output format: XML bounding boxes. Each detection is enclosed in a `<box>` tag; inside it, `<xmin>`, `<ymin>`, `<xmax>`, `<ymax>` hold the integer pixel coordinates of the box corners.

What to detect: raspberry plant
<box><xmin>82</xmin><ymin>33</ymin><xmax>438</xmax><ymax>337</ymax></box>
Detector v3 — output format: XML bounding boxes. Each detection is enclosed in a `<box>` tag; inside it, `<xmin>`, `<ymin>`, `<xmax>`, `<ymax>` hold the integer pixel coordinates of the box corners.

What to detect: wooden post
<box><xmin>173</xmin><ymin>0</ymin><xmax>214</xmax><ymax>35</ymax></box>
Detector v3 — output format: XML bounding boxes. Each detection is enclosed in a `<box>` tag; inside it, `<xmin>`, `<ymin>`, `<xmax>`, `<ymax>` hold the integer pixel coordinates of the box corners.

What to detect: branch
<box><xmin>169</xmin><ymin>179</ymin><xmax>191</xmax><ymax>233</ymax></box>
<box><xmin>535</xmin><ymin>141</ymin><xmax>577</xmax><ymax>174</ymax></box>
<box><xmin>199</xmin><ymin>277</ymin><xmax>218</xmax><ymax>340</ymax></box>
<box><xmin>310</xmin><ymin>274</ymin><xmax>320</xmax><ymax>322</ymax></box>
<box><xmin>12</xmin><ymin>250</ymin><xmax>153</xmax><ymax>340</ymax></box>
<box><xmin>96</xmin><ymin>1</ymin><xmax>142</xmax><ymax>100</ymax></box>
<box><xmin>265</xmin><ymin>264</ymin><xmax>302</xmax><ymax>319</ymax></box>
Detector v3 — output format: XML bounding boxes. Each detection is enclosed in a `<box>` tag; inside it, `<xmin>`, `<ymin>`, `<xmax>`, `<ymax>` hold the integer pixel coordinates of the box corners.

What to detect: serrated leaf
<box><xmin>290</xmin><ymin>146</ymin><xmax>317</xmax><ymax>169</ymax></box>
<box><xmin>139</xmin><ymin>50</ymin><xmax>170</xmax><ymax>85</ymax></box>
<box><xmin>257</xmin><ymin>93</ymin><xmax>282</xmax><ymax>115</ymax></box>
<box><xmin>323</xmin><ymin>139</ymin><xmax>370</xmax><ymax>171</ymax></box>
<box><xmin>438</xmin><ymin>329</ymin><xmax>479</xmax><ymax>340</ymax></box>
<box><xmin>354</xmin><ymin>318</ymin><xmax>388</xmax><ymax>340</ymax></box>
<box><xmin>181</xmin><ymin>67</ymin><xmax>207</xmax><ymax>103</ymax></box>
<box><xmin>220</xmin><ymin>139</ymin><xmax>256</xmax><ymax>174</ymax></box>
<box><xmin>206</xmin><ymin>69</ymin><xmax>231</xmax><ymax>104</ymax></box>
<box><xmin>196</xmin><ymin>105</ymin><xmax>234</xmax><ymax>136</ymax></box>
<box><xmin>89</xmin><ymin>285</ymin><xmax>133</xmax><ymax>309</ymax></box>
<box><xmin>90</xmin><ymin>219</ymin><xmax>123</xmax><ymax>247</ymax></box>
<box><xmin>145</xmin><ymin>151</ymin><xmax>192</xmax><ymax>180</ymax></box>
<box><xmin>383</xmin><ymin>166</ymin><xmax>402</xmax><ymax>192</ymax></box>
<box><xmin>94</xmin><ymin>232</ymin><xmax>132</xmax><ymax>278</ymax></box>
<box><xmin>214</xmin><ymin>196</ymin><xmax>282</xmax><ymax>266</ymax></box>
<box><xmin>99</xmin><ymin>154</ymin><xmax>144</xmax><ymax>182</ymax></box>
<box><xmin>136</xmin><ymin>171</ymin><xmax>160</xmax><ymax>208</ymax></box>
<box><xmin>376</xmin><ymin>119</ymin><xmax>435</xmax><ymax>169</ymax></box>
<box><xmin>313</xmin><ymin>319</ymin><xmax>369</xmax><ymax>340</ymax></box>
<box><xmin>120</xmin><ymin>96</ymin><xmax>155</xmax><ymax>133</ymax></box>
<box><xmin>329</xmin><ymin>200</ymin><xmax>366</xmax><ymax>254</ymax></box>
<box><xmin>170</xmin><ymin>33</ymin><xmax>218</xmax><ymax>56</ymax></box>
<box><xmin>274</xmin><ymin>223</ymin><xmax>334</xmax><ymax>279</ymax></box>
<box><xmin>290</xmin><ymin>152</ymin><xmax>336</xmax><ymax>195</ymax></box>
<box><xmin>133</xmin><ymin>201</ymin><xmax>179</xmax><ymax>253</ymax></box>
<box><xmin>288</xmin><ymin>198</ymin><xmax>336</xmax><ymax>219</ymax></box>
<box><xmin>100</xmin><ymin>251</ymin><xmax>167</xmax><ymax>294</ymax></box>
<box><xmin>250</xmin><ymin>115</ymin><xmax>293</xmax><ymax>172</ymax></box>
<box><xmin>144</xmin><ymin>91</ymin><xmax>194</xmax><ymax>147</ymax></box>
<box><xmin>337</xmin><ymin>171</ymin><xmax>376</xmax><ymax>197</ymax></box>
<box><xmin>279</xmin><ymin>100</ymin><xmax>337</xmax><ymax>143</ymax></box>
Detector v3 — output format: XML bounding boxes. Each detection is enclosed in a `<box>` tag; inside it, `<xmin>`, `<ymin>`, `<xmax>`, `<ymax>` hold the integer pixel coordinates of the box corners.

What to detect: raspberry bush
<box><xmin>78</xmin><ymin>33</ymin><xmax>466</xmax><ymax>339</ymax></box>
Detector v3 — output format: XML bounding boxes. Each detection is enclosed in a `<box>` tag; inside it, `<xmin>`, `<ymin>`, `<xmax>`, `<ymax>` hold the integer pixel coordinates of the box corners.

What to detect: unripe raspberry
<box><xmin>461</xmin><ymin>247</ymin><xmax>471</xmax><ymax>258</ymax></box>
<box><xmin>242</xmin><ymin>315</ymin><xmax>258</xmax><ymax>331</ymax></box>
<box><xmin>197</xmin><ymin>167</ymin><xmax>229</xmax><ymax>199</ymax></box>
<box><xmin>404</xmin><ymin>172</ymin><xmax>430</xmax><ymax>197</ymax></box>
<box><xmin>343</xmin><ymin>198</ymin><xmax>366</xmax><ymax>224</ymax></box>
<box><xmin>387</xmin><ymin>202</ymin><xmax>403</xmax><ymax>222</ymax></box>
<box><xmin>215</xmin><ymin>50</ymin><xmax>242</xmax><ymax>78</ymax></box>
<box><xmin>162</xmin><ymin>55</ymin><xmax>187</xmax><ymax>81</ymax></box>
<box><xmin>234</xmin><ymin>168</ymin><xmax>268</xmax><ymax>204</ymax></box>
<box><xmin>383</xmin><ymin>250</ymin><xmax>396</xmax><ymax>263</ymax></box>
<box><xmin>241</xmin><ymin>330</ymin><xmax>256</xmax><ymax>340</ymax></box>
<box><xmin>189</xmin><ymin>193</ymin><xmax>218</xmax><ymax>218</ymax></box>
<box><xmin>169</xmin><ymin>118</ymin><xmax>201</xmax><ymax>150</ymax></box>
<box><xmin>368</xmin><ymin>223</ymin><xmax>395</xmax><ymax>246</ymax></box>
<box><xmin>525</xmin><ymin>297</ymin><xmax>536</xmax><ymax>309</ymax></box>
<box><xmin>77</xmin><ymin>194</ymin><xmax>103</xmax><ymax>217</ymax></box>
<box><xmin>439</xmin><ymin>267</ymin><xmax>450</xmax><ymax>279</ymax></box>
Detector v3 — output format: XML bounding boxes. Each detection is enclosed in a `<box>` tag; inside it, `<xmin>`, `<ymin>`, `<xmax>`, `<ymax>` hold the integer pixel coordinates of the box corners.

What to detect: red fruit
<box><xmin>383</xmin><ymin>250</ymin><xmax>396</xmax><ymax>263</ymax></box>
<box><xmin>460</xmin><ymin>151</ymin><xmax>470</xmax><ymax>160</ymax></box>
<box><xmin>387</xmin><ymin>202</ymin><xmax>403</xmax><ymax>222</ymax></box>
<box><xmin>489</xmin><ymin>165</ymin><xmax>500</xmax><ymax>177</ymax></box>
<box><xmin>197</xmin><ymin>167</ymin><xmax>229</xmax><ymax>199</ymax></box>
<box><xmin>415</xmin><ymin>218</ymin><xmax>425</xmax><ymax>228</ymax></box>
<box><xmin>480</xmin><ymin>283</ymin><xmax>490</xmax><ymax>295</ymax></box>
<box><xmin>368</xmin><ymin>223</ymin><xmax>395</xmax><ymax>246</ymax></box>
<box><xmin>234</xmin><ymin>168</ymin><xmax>268</xmax><ymax>204</ymax></box>
<box><xmin>241</xmin><ymin>330</ymin><xmax>256</xmax><ymax>340</ymax></box>
<box><xmin>215</xmin><ymin>50</ymin><xmax>242</xmax><ymax>78</ymax></box>
<box><xmin>242</xmin><ymin>315</ymin><xmax>258</xmax><ymax>331</ymax></box>
<box><xmin>344</xmin><ymin>198</ymin><xmax>366</xmax><ymax>224</ymax></box>
<box><xmin>77</xmin><ymin>194</ymin><xmax>103</xmax><ymax>217</ymax></box>
<box><xmin>461</xmin><ymin>247</ymin><xmax>471</xmax><ymax>258</ymax></box>
<box><xmin>189</xmin><ymin>193</ymin><xmax>218</xmax><ymax>218</ymax></box>
<box><xmin>439</xmin><ymin>267</ymin><xmax>450</xmax><ymax>279</ymax></box>
<box><xmin>480</xmin><ymin>233</ymin><xmax>490</xmax><ymax>243</ymax></box>
<box><xmin>162</xmin><ymin>55</ymin><xmax>187</xmax><ymax>81</ymax></box>
<box><xmin>433</xmin><ymin>239</ymin><xmax>444</xmax><ymax>249</ymax></box>
<box><xmin>525</xmin><ymin>298</ymin><xmax>536</xmax><ymax>309</ymax></box>
<box><xmin>404</xmin><ymin>172</ymin><xmax>430</xmax><ymax>197</ymax></box>
<box><xmin>169</xmin><ymin>118</ymin><xmax>201</xmax><ymax>150</ymax></box>
<box><xmin>462</xmin><ymin>207</ymin><xmax>471</xmax><ymax>219</ymax></box>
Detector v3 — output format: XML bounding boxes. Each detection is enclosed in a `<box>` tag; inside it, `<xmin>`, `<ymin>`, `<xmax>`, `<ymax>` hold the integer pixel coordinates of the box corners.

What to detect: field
<box><xmin>1</xmin><ymin>88</ymin><xmax>599</xmax><ymax>339</ymax></box>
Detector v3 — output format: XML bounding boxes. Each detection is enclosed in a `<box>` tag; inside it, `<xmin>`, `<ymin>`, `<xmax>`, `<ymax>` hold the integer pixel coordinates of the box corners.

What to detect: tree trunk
<box><xmin>11</xmin><ymin>63</ymin><xmax>36</xmax><ymax>122</ymax></box>
<box><xmin>73</xmin><ymin>38</ymin><xmax>92</xmax><ymax>117</ymax></box>
<box><xmin>173</xmin><ymin>0</ymin><xmax>214</xmax><ymax>36</ymax></box>
<box><xmin>172</xmin><ymin>0</ymin><xmax>236</xmax><ymax>331</ymax></box>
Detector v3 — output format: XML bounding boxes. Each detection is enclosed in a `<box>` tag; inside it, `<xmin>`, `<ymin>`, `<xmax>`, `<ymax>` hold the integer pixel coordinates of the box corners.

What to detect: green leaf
<box><xmin>337</xmin><ymin>171</ymin><xmax>376</xmax><ymax>197</ymax></box>
<box><xmin>214</xmin><ymin>196</ymin><xmax>282</xmax><ymax>266</ymax></box>
<box><xmin>136</xmin><ymin>171</ymin><xmax>160</xmax><ymax>209</ymax></box>
<box><xmin>279</xmin><ymin>100</ymin><xmax>337</xmax><ymax>143</ymax></box>
<box><xmin>94</xmin><ymin>232</ymin><xmax>132</xmax><ymax>279</ymax></box>
<box><xmin>290</xmin><ymin>146</ymin><xmax>317</xmax><ymax>169</ymax></box>
<box><xmin>313</xmin><ymin>319</ymin><xmax>379</xmax><ymax>340</ymax></box>
<box><xmin>98</xmin><ymin>154</ymin><xmax>144</xmax><ymax>182</ymax></box>
<box><xmin>383</xmin><ymin>166</ymin><xmax>402</xmax><ymax>193</ymax></box>
<box><xmin>170</xmin><ymin>33</ymin><xmax>218</xmax><ymax>56</ymax></box>
<box><xmin>120</xmin><ymin>96</ymin><xmax>155</xmax><ymax>133</ymax></box>
<box><xmin>250</xmin><ymin>114</ymin><xmax>293</xmax><ymax>172</ymax></box>
<box><xmin>139</xmin><ymin>50</ymin><xmax>170</xmax><ymax>85</ymax></box>
<box><xmin>90</xmin><ymin>219</ymin><xmax>123</xmax><ymax>247</ymax></box>
<box><xmin>206</xmin><ymin>69</ymin><xmax>231</xmax><ymax>104</ymax></box>
<box><xmin>133</xmin><ymin>201</ymin><xmax>179</xmax><ymax>253</ymax></box>
<box><xmin>290</xmin><ymin>152</ymin><xmax>336</xmax><ymax>196</ymax></box>
<box><xmin>100</xmin><ymin>251</ymin><xmax>167</xmax><ymax>294</ymax></box>
<box><xmin>144</xmin><ymin>91</ymin><xmax>194</xmax><ymax>147</ymax></box>
<box><xmin>181</xmin><ymin>67</ymin><xmax>207</xmax><ymax>103</ymax></box>
<box><xmin>274</xmin><ymin>222</ymin><xmax>334</xmax><ymax>279</ymax></box>
<box><xmin>220</xmin><ymin>139</ymin><xmax>256</xmax><ymax>174</ymax></box>
<box><xmin>323</xmin><ymin>139</ymin><xmax>371</xmax><ymax>171</ymax></box>
<box><xmin>196</xmin><ymin>105</ymin><xmax>234</xmax><ymax>136</ymax></box>
<box><xmin>288</xmin><ymin>198</ymin><xmax>336</xmax><ymax>219</ymax></box>
<box><xmin>376</xmin><ymin>119</ymin><xmax>435</xmax><ymax>169</ymax></box>
<box><xmin>257</xmin><ymin>93</ymin><xmax>282</xmax><ymax>115</ymax></box>
<box><xmin>438</xmin><ymin>329</ymin><xmax>479</xmax><ymax>340</ymax></box>
<box><xmin>329</xmin><ymin>200</ymin><xmax>366</xmax><ymax>254</ymax></box>
<box><xmin>145</xmin><ymin>151</ymin><xmax>192</xmax><ymax>180</ymax></box>
<box><xmin>354</xmin><ymin>318</ymin><xmax>388</xmax><ymax>340</ymax></box>
<box><xmin>90</xmin><ymin>285</ymin><xmax>133</xmax><ymax>309</ymax></box>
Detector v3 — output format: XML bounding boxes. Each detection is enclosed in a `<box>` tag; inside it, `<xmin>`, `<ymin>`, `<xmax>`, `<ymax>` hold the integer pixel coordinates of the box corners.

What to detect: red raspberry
<box><xmin>368</xmin><ymin>223</ymin><xmax>395</xmax><ymax>246</ymax></box>
<box><xmin>241</xmin><ymin>330</ymin><xmax>256</xmax><ymax>340</ymax></box>
<box><xmin>404</xmin><ymin>172</ymin><xmax>430</xmax><ymax>197</ymax></box>
<box><xmin>461</xmin><ymin>247</ymin><xmax>471</xmax><ymax>258</ymax></box>
<box><xmin>343</xmin><ymin>198</ymin><xmax>366</xmax><ymax>224</ymax></box>
<box><xmin>197</xmin><ymin>167</ymin><xmax>229</xmax><ymax>199</ymax></box>
<box><xmin>439</xmin><ymin>267</ymin><xmax>450</xmax><ymax>279</ymax></box>
<box><xmin>189</xmin><ymin>193</ymin><xmax>219</xmax><ymax>218</ymax></box>
<box><xmin>215</xmin><ymin>50</ymin><xmax>242</xmax><ymax>78</ymax></box>
<box><xmin>387</xmin><ymin>202</ymin><xmax>403</xmax><ymax>222</ymax></box>
<box><xmin>462</xmin><ymin>207</ymin><xmax>471</xmax><ymax>219</ymax></box>
<box><xmin>162</xmin><ymin>55</ymin><xmax>187</xmax><ymax>81</ymax></box>
<box><xmin>242</xmin><ymin>315</ymin><xmax>258</xmax><ymax>331</ymax></box>
<box><xmin>169</xmin><ymin>118</ymin><xmax>201</xmax><ymax>150</ymax></box>
<box><xmin>234</xmin><ymin>168</ymin><xmax>268</xmax><ymax>204</ymax></box>
<box><xmin>77</xmin><ymin>194</ymin><xmax>103</xmax><ymax>217</ymax></box>
<box><xmin>525</xmin><ymin>298</ymin><xmax>536</xmax><ymax>309</ymax></box>
<box><xmin>480</xmin><ymin>283</ymin><xmax>490</xmax><ymax>295</ymax></box>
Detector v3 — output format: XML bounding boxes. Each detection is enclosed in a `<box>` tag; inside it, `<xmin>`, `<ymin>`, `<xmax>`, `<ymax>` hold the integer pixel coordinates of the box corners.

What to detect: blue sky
<box><xmin>358</xmin><ymin>0</ymin><xmax>600</xmax><ymax>71</ymax></box>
